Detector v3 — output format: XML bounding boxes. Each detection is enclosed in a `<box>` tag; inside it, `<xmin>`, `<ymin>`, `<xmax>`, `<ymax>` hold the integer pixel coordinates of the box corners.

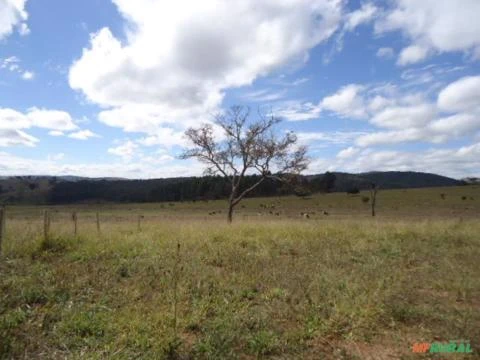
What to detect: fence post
<box><xmin>0</xmin><ymin>206</ymin><xmax>5</xmax><ymax>255</ymax></box>
<box><xmin>44</xmin><ymin>210</ymin><xmax>50</xmax><ymax>241</ymax></box>
<box><xmin>137</xmin><ymin>215</ymin><xmax>142</xmax><ymax>231</ymax></box>
<box><xmin>96</xmin><ymin>212</ymin><xmax>101</xmax><ymax>233</ymax></box>
<box><xmin>72</xmin><ymin>212</ymin><xmax>77</xmax><ymax>236</ymax></box>
<box><xmin>370</xmin><ymin>184</ymin><xmax>379</xmax><ymax>217</ymax></box>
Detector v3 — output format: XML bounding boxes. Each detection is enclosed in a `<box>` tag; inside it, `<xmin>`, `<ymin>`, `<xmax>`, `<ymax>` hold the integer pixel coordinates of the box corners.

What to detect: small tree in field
<box><xmin>181</xmin><ymin>106</ymin><xmax>309</xmax><ymax>222</ymax></box>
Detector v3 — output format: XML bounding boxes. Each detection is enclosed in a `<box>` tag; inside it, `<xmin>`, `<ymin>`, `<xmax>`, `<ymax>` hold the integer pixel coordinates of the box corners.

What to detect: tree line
<box><xmin>48</xmin><ymin>173</ymin><xmax>337</xmax><ymax>204</ymax></box>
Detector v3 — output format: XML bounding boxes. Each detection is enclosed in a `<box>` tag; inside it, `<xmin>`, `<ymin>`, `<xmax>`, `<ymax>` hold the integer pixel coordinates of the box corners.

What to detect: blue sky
<box><xmin>1</xmin><ymin>0</ymin><xmax>480</xmax><ymax>179</ymax></box>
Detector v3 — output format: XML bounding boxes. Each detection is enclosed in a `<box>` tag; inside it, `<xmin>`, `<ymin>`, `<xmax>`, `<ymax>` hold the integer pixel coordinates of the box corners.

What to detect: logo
<box><xmin>412</xmin><ymin>341</ymin><xmax>473</xmax><ymax>354</ymax></box>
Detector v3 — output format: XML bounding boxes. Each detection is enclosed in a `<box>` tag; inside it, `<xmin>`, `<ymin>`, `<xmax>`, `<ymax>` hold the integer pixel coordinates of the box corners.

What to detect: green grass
<box><xmin>1</xmin><ymin>186</ymin><xmax>479</xmax><ymax>359</ymax></box>
<box><xmin>5</xmin><ymin>185</ymin><xmax>480</xmax><ymax>220</ymax></box>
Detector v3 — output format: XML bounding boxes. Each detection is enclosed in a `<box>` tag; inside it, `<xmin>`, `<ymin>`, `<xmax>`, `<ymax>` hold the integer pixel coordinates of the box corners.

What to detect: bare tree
<box><xmin>370</xmin><ymin>183</ymin><xmax>379</xmax><ymax>217</ymax></box>
<box><xmin>181</xmin><ymin>106</ymin><xmax>309</xmax><ymax>222</ymax></box>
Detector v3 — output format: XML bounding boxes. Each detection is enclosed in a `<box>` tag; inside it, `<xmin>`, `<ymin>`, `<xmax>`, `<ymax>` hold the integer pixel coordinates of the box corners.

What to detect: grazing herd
<box><xmin>207</xmin><ymin>202</ymin><xmax>330</xmax><ymax>219</ymax></box>
<box><xmin>208</xmin><ymin>193</ymin><xmax>474</xmax><ymax>219</ymax></box>
<box><xmin>300</xmin><ymin>211</ymin><xmax>329</xmax><ymax>219</ymax></box>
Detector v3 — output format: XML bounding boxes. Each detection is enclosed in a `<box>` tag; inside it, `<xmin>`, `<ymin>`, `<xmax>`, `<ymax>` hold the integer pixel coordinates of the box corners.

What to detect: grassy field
<box><xmin>1</xmin><ymin>186</ymin><xmax>479</xmax><ymax>359</ymax></box>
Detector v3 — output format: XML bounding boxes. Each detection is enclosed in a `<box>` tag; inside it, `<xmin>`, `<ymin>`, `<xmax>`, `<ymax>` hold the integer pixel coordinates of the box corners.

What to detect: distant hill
<box><xmin>461</xmin><ymin>177</ymin><xmax>480</xmax><ymax>185</ymax></box>
<box><xmin>310</xmin><ymin>171</ymin><xmax>462</xmax><ymax>192</ymax></box>
<box><xmin>0</xmin><ymin>171</ymin><xmax>464</xmax><ymax>205</ymax></box>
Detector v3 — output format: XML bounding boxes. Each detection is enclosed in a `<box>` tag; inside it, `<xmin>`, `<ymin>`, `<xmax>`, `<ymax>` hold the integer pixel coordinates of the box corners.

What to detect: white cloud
<box><xmin>0</xmin><ymin>107</ymin><xmax>30</xmax><ymax>130</ymax></box>
<box><xmin>332</xmin><ymin>143</ymin><xmax>480</xmax><ymax>179</ymax></box>
<box><xmin>317</xmin><ymin>74</ymin><xmax>480</xmax><ymax>148</ymax></box>
<box><xmin>400</xmin><ymin>66</ymin><xmax>438</xmax><ymax>86</ymax></box>
<box><xmin>0</xmin><ymin>107</ymin><xmax>100</xmax><ymax>146</ymax></box>
<box><xmin>323</xmin><ymin>2</ymin><xmax>377</xmax><ymax>64</ymax></box>
<box><xmin>376</xmin><ymin>0</ymin><xmax>480</xmax><ymax>64</ymax></box>
<box><xmin>355</xmin><ymin>128</ymin><xmax>428</xmax><ymax>147</ymax></box>
<box><xmin>1</xmin><ymin>56</ymin><xmax>35</xmax><ymax>80</ymax></box>
<box><xmin>281</xmin><ymin>73</ymin><xmax>470</xmax><ymax>131</ymax></box>
<box><xmin>396</xmin><ymin>64</ymin><xmax>467</xmax><ymax>92</ymax></box>
<box><xmin>0</xmin><ymin>0</ymin><xmax>29</xmax><ymax>40</ymax></box>
<box><xmin>289</xmin><ymin>77</ymin><xmax>310</xmax><ymax>87</ymax></box>
<box><xmin>336</xmin><ymin>146</ymin><xmax>360</xmax><ymax>159</ymax></box>
<box><xmin>356</xmin><ymin>112</ymin><xmax>480</xmax><ymax>147</ymax></box>
<box><xmin>428</xmin><ymin>114</ymin><xmax>480</xmax><ymax>137</ymax></box>
<box><xmin>27</xmin><ymin>108</ymin><xmax>78</xmax><ymax>131</ymax></box>
<box><xmin>437</xmin><ymin>75</ymin><xmax>480</xmax><ymax>113</ymax></box>
<box><xmin>21</xmin><ymin>70</ymin><xmax>34</xmax><ymax>80</ymax></box>
<box><xmin>376</xmin><ymin>47</ymin><xmax>394</xmax><ymax>59</ymax></box>
<box><xmin>48</xmin><ymin>130</ymin><xmax>64</xmax><ymax>137</ymax></box>
<box><xmin>47</xmin><ymin>153</ymin><xmax>65</xmax><ymax>162</ymax></box>
<box><xmin>397</xmin><ymin>45</ymin><xmax>429</xmax><ymax>66</ymax></box>
<box><xmin>18</xmin><ymin>22</ymin><xmax>29</xmax><ymax>35</ymax></box>
<box><xmin>137</xmin><ymin>128</ymin><xmax>187</xmax><ymax>148</ymax></box>
<box><xmin>108</xmin><ymin>140</ymin><xmax>138</xmax><ymax>160</ymax></box>
<box><xmin>344</xmin><ymin>2</ymin><xmax>377</xmax><ymax>31</ymax></box>
<box><xmin>68</xmin><ymin>129</ymin><xmax>101</xmax><ymax>140</ymax></box>
<box><xmin>321</xmin><ymin>84</ymin><xmax>366</xmax><ymax>119</ymax></box>
<box><xmin>69</xmin><ymin>0</ymin><xmax>344</xmax><ymax>134</ymax></box>
<box><xmin>370</xmin><ymin>103</ymin><xmax>436</xmax><ymax>129</ymax></box>
<box><xmin>368</xmin><ymin>95</ymin><xmax>393</xmax><ymax>112</ymax></box>
<box><xmin>242</xmin><ymin>88</ymin><xmax>287</xmax><ymax>102</ymax></box>
<box><xmin>275</xmin><ymin>101</ymin><xmax>322</xmax><ymax>121</ymax></box>
<box><xmin>0</xmin><ymin>56</ymin><xmax>19</xmax><ymax>69</ymax></box>
<box><xmin>297</xmin><ymin>131</ymin><xmax>368</xmax><ymax>146</ymax></box>
<box><xmin>0</xmin><ymin>151</ymin><xmax>204</xmax><ymax>179</ymax></box>
<box><xmin>97</xmin><ymin>104</ymin><xmax>205</xmax><ymax>133</ymax></box>
<box><xmin>4</xmin><ymin>139</ymin><xmax>479</xmax><ymax>179</ymax></box>
<box><xmin>0</xmin><ymin>129</ymin><xmax>38</xmax><ymax>147</ymax></box>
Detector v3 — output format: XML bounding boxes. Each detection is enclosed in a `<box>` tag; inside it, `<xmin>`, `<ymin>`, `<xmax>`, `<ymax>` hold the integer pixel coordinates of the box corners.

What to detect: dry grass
<box><xmin>1</xmin><ymin>186</ymin><xmax>479</xmax><ymax>359</ymax></box>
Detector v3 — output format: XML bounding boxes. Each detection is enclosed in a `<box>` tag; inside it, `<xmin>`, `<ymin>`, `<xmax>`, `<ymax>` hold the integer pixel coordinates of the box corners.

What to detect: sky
<box><xmin>1</xmin><ymin>0</ymin><xmax>480</xmax><ymax>179</ymax></box>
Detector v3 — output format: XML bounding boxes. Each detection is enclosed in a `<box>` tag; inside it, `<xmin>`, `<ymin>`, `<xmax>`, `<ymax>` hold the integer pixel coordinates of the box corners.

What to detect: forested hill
<box><xmin>0</xmin><ymin>171</ymin><xmax>463</xmax><ymax>205</ymax></box>
<box><xmin>319</xmin><ymin>171</ymin><xmax>462</xmax><ymax>192</ymax></box>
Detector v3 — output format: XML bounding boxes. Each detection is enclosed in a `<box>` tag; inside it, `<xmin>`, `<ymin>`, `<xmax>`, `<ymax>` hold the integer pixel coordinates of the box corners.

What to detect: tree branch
<box><xmin>181</xmin><ymin>105</ymin><xmax>310</xmax><ymax>222</ymax></box>
<box><xmin>232</xmin><ymin>176</ymin><xmax>266</xmax><ymax>206</ymax></box>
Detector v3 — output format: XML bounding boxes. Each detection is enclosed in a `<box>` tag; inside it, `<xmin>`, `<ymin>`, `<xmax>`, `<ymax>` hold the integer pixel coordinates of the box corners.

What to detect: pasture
<box><xmin>1</xmin><ymin>185</ymin><xmax>479</xmax><ymax>359</ymax></box>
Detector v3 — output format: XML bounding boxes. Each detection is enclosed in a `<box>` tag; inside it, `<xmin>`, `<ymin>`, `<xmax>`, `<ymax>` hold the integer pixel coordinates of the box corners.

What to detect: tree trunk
<box><xmin>227</xmin><ymin>202</ymin><xmax>234</xmax><ymax>223</ymax></box>
<box><xmin>227</xmin><ymin>184</ymin><xmax>239</xmax><ymax>223</ymax></box>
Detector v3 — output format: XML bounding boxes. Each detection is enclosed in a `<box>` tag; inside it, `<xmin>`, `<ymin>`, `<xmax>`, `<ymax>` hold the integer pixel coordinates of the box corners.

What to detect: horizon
<box><xmin>0</xmin><ymin>169</ymin><xmax>470</xmax><ymax>182</ymax></box>
<box><xmin>1</xmin><ymin>0</ymin><xmax>480</xmax><ymax>179</ymax></box>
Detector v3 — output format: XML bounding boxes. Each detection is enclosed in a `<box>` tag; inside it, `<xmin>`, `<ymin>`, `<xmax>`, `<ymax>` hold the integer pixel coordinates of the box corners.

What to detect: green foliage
<box><xmin>247</xmin><ymin>330</ymin><xmax>279</xmax><ymax>357</ymax></box>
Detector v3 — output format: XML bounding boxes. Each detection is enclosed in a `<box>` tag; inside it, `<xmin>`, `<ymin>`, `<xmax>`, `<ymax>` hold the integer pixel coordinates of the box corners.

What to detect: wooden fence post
<box><xmin>44</xmin><ymin>210</ymin><xmax>50</xmax><ymax>241</ymax></box>
<box><xmin>96</xmin><ymin>212</ymin><xmax>101</xmax><ymax>233</ymax></box>
<box><xmin>0</xmin><ymin>206</ymin><xmax>5</xmax><ymax>255</ymax></box>
<box><xmin>370</xmin><ymin>184</ymin><xmax>379</xmax><ymax>217</ymax></box>
<box><xmin>72</xmin><ymin>212</ymin><xmax>77</xmax><ymax>236</ymax></box>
